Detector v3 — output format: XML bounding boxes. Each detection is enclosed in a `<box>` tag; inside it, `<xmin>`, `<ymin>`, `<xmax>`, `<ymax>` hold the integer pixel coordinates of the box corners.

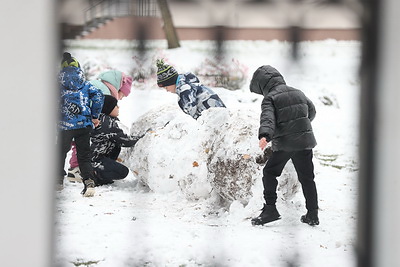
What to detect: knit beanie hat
<box><xmin>156</xmin><ymin>59</ymin><xmax>178</xmax><ymax>87</ymax></box>
<box><xmin>61</xmin><ymin>52</ymin><xmax>80</xmax><ymax>68</ymax></box>
<box><xmin>102</xmin><ymin>95</ymin><xmax>118</xmax><ymax>115</ymax></box>
<box><xmin>119</xmin><ymin>73</ymin><xmax>133</xmax><ymax>97</ymax></box>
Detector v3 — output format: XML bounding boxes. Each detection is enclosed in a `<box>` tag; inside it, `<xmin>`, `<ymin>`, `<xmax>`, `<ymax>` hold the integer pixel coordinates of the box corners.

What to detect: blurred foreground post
<box><xmin>358</xmin><ymin>0</ymin><xmax>400</xmax><ymax>266</ymax></box>
<box><xmin>0</xmin><ymin>0</ymin><xmax>56</xmax><ymax>266</ymax></box>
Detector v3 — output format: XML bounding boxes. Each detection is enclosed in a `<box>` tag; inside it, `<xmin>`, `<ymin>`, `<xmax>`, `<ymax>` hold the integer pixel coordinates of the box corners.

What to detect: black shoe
<box><xmin>81</xmin><ymin>178</ymin><xmax>95</xmax><ymax>197</ymax></box>
<box><xmin>251</xmin><ymin>204</ymin><xmax>281</xmax><ymax>225</ymax></box>
<box><xmin>301</xmin><ymin>209</ymin><xmax>319</xmax><ymax>226</ymax></box>
<box><xmin>96</xmin><ymin>179</ymin><xmax>114</xmax><ymax>186</ymax></box>
<box><xmin>93</xmin><ymin>171</ymin><xmax>114</xmax><ymax>186</ymax></box>
<box><xmin>67</xmin><ymin>167</ymin><xmax>83</xmax><ymax>183</ymax></box>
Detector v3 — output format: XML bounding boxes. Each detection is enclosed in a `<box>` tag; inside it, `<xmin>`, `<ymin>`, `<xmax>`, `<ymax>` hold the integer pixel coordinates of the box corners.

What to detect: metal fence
<box><xmin>84</xmin><ymin>0</ymin><xmax>158</xmax><ymax>26</ymax></box>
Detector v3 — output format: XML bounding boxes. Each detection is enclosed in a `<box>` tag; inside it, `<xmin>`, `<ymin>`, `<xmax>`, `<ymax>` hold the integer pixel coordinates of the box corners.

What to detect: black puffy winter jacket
<box><xmin>250</xmin><ymin>65</ymin><xmax>317</xmax><ymax>151</ymax></box>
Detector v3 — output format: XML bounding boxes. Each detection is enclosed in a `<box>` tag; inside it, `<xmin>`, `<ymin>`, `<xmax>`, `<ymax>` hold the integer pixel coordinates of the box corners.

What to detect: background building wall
<box><xmin>60</xmin><ymin>0</ymin><xmax>361</xmax><ymax>40</ymax></box>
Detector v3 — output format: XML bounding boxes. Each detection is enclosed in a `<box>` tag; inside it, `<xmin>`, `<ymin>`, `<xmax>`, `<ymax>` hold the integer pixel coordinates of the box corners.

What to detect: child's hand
<box><xmin>259</xmin><ymin>137</ymin><xmax>268</xmax><ymax>150</ymax></box>
<box><xmin>92</xmin><ymin>118</ymin><xmax>100</xmax><ymax>128</ymax></box>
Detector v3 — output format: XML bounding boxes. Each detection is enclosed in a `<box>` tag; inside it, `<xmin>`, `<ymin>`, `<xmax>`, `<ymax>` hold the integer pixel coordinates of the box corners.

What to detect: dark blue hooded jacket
<box><xmin>176</xmin><ymin>72</ymin><xmax>226</xmax><ymax>119</ymax></box>
<box><xmin>59</xmin><ymin>66</ymin><xmax>104</xmax><ymax>130</ymax></box>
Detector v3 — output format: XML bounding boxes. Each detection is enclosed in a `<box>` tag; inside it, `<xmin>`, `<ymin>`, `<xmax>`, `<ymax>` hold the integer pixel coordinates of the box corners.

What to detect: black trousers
<box><xmin>59</xmin><ymin>127</ymin><xmax>94</xmax><ymax>182</ymax></box>
<box><xmin>94</xmin><ymin>157</ymin><xmax>129</xmax><ymax>184</ymax></box>
<box><xmin>262</xmin><ymin>149</ymin><xmax>318</xmax><ymax>210</ymax></box>
<box><xmin>93</xmin><ymin>146</ymin><xmax>129</xmax><ymax>184</ymax></box>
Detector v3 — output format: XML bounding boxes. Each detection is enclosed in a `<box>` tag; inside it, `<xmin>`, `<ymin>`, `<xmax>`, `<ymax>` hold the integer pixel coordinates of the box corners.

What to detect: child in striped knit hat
<box><xmin>156</xmin><ymin>59</ymin><xmax>226</xmax><ymax>120</ymax></box>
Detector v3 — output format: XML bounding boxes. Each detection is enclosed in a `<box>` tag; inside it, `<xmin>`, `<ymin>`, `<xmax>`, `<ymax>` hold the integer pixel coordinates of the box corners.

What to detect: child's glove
<box><xmin>255</xmin><ymin>146</ymin><xmax>273</xmax><ymax>165</ymax></box>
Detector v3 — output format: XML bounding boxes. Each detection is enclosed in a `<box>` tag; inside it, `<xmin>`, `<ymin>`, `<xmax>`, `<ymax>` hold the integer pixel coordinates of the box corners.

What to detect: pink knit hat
<box><xmin>119</xmin><ymin>73</ymin><xmax>132</xmax><ymax>97</ymax></box>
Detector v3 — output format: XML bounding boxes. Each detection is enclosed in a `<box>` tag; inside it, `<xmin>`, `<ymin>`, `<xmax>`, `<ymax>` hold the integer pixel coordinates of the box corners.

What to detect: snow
<box><xmin>56</xmin><ymin>39</ymin><xmax>360</xmax><ymax>266</ymax></box>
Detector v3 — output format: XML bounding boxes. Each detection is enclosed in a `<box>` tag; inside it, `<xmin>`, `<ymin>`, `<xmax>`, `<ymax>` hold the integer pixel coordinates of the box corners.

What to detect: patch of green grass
<box><xmin>315</xmin><ymin>153</ymin><xmax>358</xmax><ymax>172</ymax></box>
<box><xmin>320</xmin><ymin>162</ymin><xmax>344</xmax><ymax>170</ymax></box>
<box><xmin>315</xmin><ymin>153</ymin><xmax>339</xmax><ymax>162</ymax></box>
<box><xmin>71</xmin><ymin>259</ymin><xmax>102</xmax><ymax>266</ymax></box>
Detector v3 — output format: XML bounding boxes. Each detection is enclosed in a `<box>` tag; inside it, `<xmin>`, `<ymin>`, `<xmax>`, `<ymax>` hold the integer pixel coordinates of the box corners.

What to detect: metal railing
<box><xmin>84</xmin><ymin>0</ymin><xmax>158</xmax><ymax>30</ymax></box>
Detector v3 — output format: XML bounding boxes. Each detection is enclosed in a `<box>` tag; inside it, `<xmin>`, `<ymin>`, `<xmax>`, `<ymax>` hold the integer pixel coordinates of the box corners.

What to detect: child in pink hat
<box><xmin>67</xmin><ymin>70</ymin><xmax>133</xmax><ymax>182</ymax></box>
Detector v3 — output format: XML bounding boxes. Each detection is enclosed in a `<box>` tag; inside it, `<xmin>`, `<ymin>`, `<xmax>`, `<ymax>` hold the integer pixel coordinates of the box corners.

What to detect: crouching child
<box><xmin>156</xmin><ymin>59</ymin><xmax>226</xmax><ymax>119</ymax></box>
<box><xmin>91</xmin><ymin>95</ymin><xmax>144</xmax><ymax>185</ymax></box>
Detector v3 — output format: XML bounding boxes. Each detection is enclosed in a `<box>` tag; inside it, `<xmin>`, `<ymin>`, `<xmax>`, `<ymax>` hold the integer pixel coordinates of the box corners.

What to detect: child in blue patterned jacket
<box><xmin>156</xmin><ymin>59</ymin><xmax>226</xmax><ymax>119</ymax></box>
<box><xmin>58</xmin><ymin>52</ymin><xmax>104</xmax><ymax>197</ymax></box>
<box><xmin>66</xmin><ymin>69</ymin><xmax>133</xmax><ymax>182</ymax></box>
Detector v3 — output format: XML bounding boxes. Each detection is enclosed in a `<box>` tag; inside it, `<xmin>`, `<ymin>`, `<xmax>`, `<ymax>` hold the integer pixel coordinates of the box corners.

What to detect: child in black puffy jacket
<box><xmin>249</xmin><ymin>65</ymin><xmax>319</xmax><ymax>227</ymax></box>
<box><xmin>90</xmin><ymin>95</ymin><xmax>144</xmax><ymax>185</ymax></box>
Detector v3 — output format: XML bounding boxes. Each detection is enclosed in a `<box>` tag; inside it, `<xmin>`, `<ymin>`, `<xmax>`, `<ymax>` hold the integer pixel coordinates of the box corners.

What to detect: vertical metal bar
<box><xmin>357</xmin><ymin>0</ymin><xmax>380</xmax><ymax>266</ymax></box>
<box><xmin>91</xmin><ymin>1</ymin><xmax>94</xmax><ymax>21</ymax></box>
<box><xmin>1</xmin><ymin>0</ymin><xmax>55</xmax><ymax>266</ymax></box>
<box><xmin>370</xmin><ymin>0</ymin><xmax>400</xmax><ymax>265</ymax></box>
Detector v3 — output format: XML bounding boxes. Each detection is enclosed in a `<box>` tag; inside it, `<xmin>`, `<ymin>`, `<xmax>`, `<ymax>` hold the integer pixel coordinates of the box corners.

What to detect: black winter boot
<box><xmin>81</xmin><ymin>178</ymin><xmax>95</xmax><ymax>197</ymax></box>
<box><xmin>301</xmin><ymin>209</ymin><xmax>319</xmax><ymax>226</ymax></box>
<box><xmin>251</xmin><ymin>204</ymin><xmax>281</xmax><ymax>225</ymax></box>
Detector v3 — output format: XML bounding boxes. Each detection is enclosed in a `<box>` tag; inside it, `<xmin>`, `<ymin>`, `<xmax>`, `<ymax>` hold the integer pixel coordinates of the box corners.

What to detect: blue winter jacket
<box><xmin>176</xmin><ymin>72</ymin><xmax>226</xmax><ymax>119</ymax></box>
<box><xmin>59</xmin><ymin>66</ymin><xmax>104</xmax><ymax>130</ymax></box>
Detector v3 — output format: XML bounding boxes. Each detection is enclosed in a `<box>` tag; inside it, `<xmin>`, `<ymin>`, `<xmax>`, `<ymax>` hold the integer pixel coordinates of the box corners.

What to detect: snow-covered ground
<box><xmin>55</xmin><ymin>39</ymin><xmax>360</xmax><ymax>266</ymax></box>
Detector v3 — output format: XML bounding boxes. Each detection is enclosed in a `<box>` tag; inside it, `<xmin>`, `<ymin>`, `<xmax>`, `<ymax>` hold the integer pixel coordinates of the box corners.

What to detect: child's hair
<box><xmin>61</xmin><ymin>52</ymin><xmax>80</xmax><ymax>68</ymax></box>
<box><xmin>102</xmin><ymin>95</ymin><xmax>118</xmax><ymax>115</ymax></box>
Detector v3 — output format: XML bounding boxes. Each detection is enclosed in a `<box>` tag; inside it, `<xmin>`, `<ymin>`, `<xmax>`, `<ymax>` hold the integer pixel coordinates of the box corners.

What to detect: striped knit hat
<box><xmin>156</xmin><ymin>59</ymin><xmax>178</xmax><ymax>87</ymax></box>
